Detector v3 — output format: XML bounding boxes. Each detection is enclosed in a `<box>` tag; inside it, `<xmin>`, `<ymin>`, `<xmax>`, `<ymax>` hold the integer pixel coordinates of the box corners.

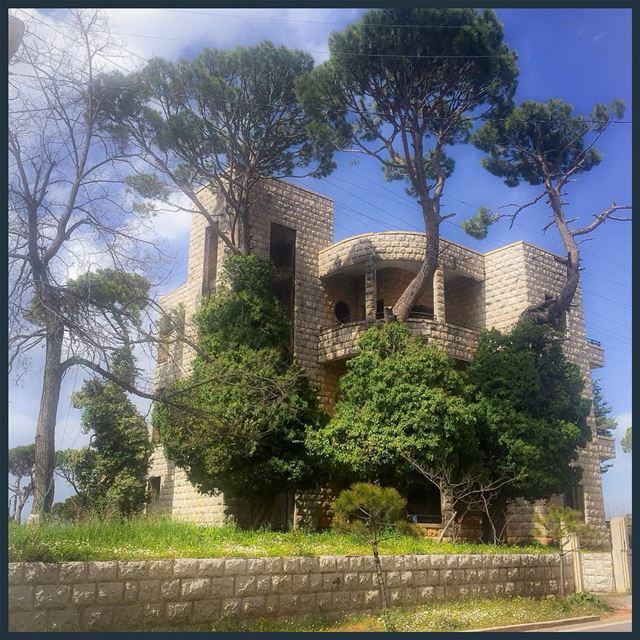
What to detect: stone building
<box><xmin>147</xmin><ymin>179</ymin><xmax>614</xmax><ymax>541</ymax></box>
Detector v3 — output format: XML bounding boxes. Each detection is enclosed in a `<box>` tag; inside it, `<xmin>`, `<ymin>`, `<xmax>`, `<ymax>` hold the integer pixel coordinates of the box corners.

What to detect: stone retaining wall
<box><xmin>8</xmin><ymin>553</ymin><xmax>573</xmax><ymax>632</ymax></box>
<box><xmin>581</xmin><ymin>552</ymin><xmax>614</xmax><ymax>593</ymax></box>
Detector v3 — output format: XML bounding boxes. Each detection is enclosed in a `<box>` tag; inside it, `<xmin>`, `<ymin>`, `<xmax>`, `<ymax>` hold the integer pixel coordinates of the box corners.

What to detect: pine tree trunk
<box><xmin>558</xmin><ymin>550</ymin><xmax>565</xmax><ymax>598</ymax></box>
<box><xmin>521</xmin><ymin>181</ymin><xmax>580</xmax><ymax>326</ymax></box>
<box><xmin>30</xmin><ymin>328</ymin><xmax>64</xmax><ymax>520</ymax></box>
<box><xmin>371</xmin><ymin>533</ymin><xmax>389</xmax><ymax>610</ymax></box>
<box><xmin>392</xmin><ymin>201</ymin><xmax>440</xmax><ymax>321</ymax></box>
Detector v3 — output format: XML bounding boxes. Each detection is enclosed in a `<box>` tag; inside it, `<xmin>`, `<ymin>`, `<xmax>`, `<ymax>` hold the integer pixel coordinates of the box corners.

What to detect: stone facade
<box><xmin>148</xmin><ymin>178</ymin><xmax>613</xmax><ymax>539</ymax></box>
<box><xmin>8</xmin><ymin>553</ymin><xmax>575</xmax><ymax>632</ymax></box>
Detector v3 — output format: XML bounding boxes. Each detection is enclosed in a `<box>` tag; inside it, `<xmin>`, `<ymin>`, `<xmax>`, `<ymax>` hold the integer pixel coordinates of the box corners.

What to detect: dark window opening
<box><xmin>376</xmin><ymin>299</ymin><xmax>385</xmax><ymax>320</ymax></box>
<box><xmin>148</xmin><ymin>476</ymin><xmax>161</xmax><ymax>502</ymax></box>
<box><xmin>409</xmin><ymin>305</ymin><xmax>434</xmax><ymax>320</ymax></box>
<box><xmin>334</xmin><ymin>301</ymin><xmax>351</xmax><ymax>323</ymax></box>
<box><xmin>564</xmin><ymin>483</ymin><xmax>585</xmax><ymax>521</ymax></box>
<box><xmin>270</xmin><ymin>223</ymin><xmax>296</xmax><ymax>351</ymax></box>
<box><xmin>406</xmin><ymin>482</ymin><xmax>442</xmax><ymax>524</ymax></box>
<box><xmin>202</xmin><ymin>224</ymin><xmax>219</xmax><ymax>297</ymax></box>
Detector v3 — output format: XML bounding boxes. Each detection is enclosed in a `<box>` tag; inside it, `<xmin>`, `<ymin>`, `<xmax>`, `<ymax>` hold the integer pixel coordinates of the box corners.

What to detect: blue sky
<box><xmin>9</xmin><ymin>8</ymin><xmax>632</xmax><ymax>517</ymax></box>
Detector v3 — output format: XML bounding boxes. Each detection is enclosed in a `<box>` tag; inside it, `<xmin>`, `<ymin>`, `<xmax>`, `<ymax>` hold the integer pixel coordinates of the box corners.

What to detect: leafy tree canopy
<box><xmin>297</xmin><ymin>8</ymin><xmax>518</xmax><ymax>320</ymax></box>
<box><xmin>466</xmin><ymin>321</ymin><xmax>592</xmax><ymax>503</ymax></box>
<box><xmin>194</xmin><ymin>254</ymin><xmax>289</xmax><ymax>354</ymax></box>
<box><xmin>332</xmin><ymin>483</ymin><xmax>408</xmax><ymax>535</ymax></box>
<box><xmin>621</xmin><ymin>426</ymin><xmax>631</xmax><ymax>454</ymax></box>
<box><xmin>70</xmin><ymin>348</ymin><xmax>152</xmax><ymax>517</ymax></box>
<box><xmin>592</xmin><ymin>379</ymin><xmax>617</xmax><ymax>437</ymax></box>
<box><xmin>153</xmin><ymin>255</ymin><xmax>323</xmax><ymax>500</ymax></box>
<box><xmin>307</xmin><ymin>322</ymin><xmax>480</xmax><ymax>485</ymax></box>
<box><xmin>97</xmin><ymin>41</ymin><xmax>335</xmax><ymax>254</ymax></box>
<box><xmin>9</xmin><ymin>444</ymin><xmax>35</xmax><ymax>480</ymax></box>
<box><xmin>474</xmin><ymin>99</ymin><xmax>623</xmax><ymax>189</ymax></box>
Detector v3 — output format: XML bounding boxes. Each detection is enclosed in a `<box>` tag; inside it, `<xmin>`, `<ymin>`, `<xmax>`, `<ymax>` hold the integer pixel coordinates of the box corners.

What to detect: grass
<box><xmin>211</xmin><ymin>594</ymin><xmax>612</xmax><ymax>632</ymax></box>
<box><xmin>9</xmin><ymin>516</ymin><xmax>555</xmax><ymax>562</ymax></box>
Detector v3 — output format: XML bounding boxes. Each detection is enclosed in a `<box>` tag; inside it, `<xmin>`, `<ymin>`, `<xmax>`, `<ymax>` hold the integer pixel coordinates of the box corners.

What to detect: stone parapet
<box><xmin>8</xmin><ymin>553</ymin><xmax>574</xmax><ymax>632</ymax></box>
<box><xmin>586</xmin><ymin>341</ymin><xmax>605</xmax><ymax>369</ymax></box>
<box><xmin>319</xmin><ymin>232</ymin><xmax>484</xmax><ymax>281</ymax></box>
<box><xmin>595</xmin><ymin>435</ymin><xmax>616</xmax><ymax>462</ymax></box>
<box><xmin>318</xmin><ymin>319</ymin><xmax>480</xmax><ymax>363</ymax></box>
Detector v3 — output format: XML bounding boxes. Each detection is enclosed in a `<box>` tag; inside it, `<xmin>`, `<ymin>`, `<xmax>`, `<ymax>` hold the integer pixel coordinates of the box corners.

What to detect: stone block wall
<box><xmin>8</xmin><ymin>553</ymin><xmax>574</xmax><ymax>632</ymax></box>
<box><xmin>149</xmin><ymin>179</ymin><xmax>334</xmax><ymax>525</ymax></box>
<box><xmin>318</xmin><ymin>233</ymin><xmax>483</xmax><ymax>281</ymax></box>
<box><xmin>444</xmin><ymin>275</ymin><xmax>485</xmax><ymax>329</ymax></box>
<box><xmin>483</xmin><ymin>242</ymin><xmax>530</xmax><ymax>331</ymax></box>
<box><xmin>147</xmin><ymin>448</ymin><xmax>227</xmax><ymax>525</ymax></box>
<box><xmin>581</xmin><ymin>552</ymin><xmax>614</xmax><ymax>592</ymax></box>
<box><xmin>519</xmin><ymin>244</ymin><xmax>607</xmax><ymax>544</ymax></box>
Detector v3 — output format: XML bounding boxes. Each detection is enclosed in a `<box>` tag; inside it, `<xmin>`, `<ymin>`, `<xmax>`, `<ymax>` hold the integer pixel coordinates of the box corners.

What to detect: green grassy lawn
<box><xmin>212</xmin><ymin>594</ymin><xmax>611</xmax><ymax>632</ymax></box>
<box><xmin>9</xmin><ymin>516</ymin><xmax>555</xmax><ymax>562</ymax></box>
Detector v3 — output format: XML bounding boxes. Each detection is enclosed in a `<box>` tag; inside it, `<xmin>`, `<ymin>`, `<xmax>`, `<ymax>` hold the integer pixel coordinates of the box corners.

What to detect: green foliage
<box><xmin>211</xmin><ymin>595</ymin><xmax>609</xmax><ymax>632</ymax></box>
<box><xmin>308</xmin><ymin>322</ymin><xmax>480</xmax><ymax>484</ymax></box>
<box><xmin>154</xmin><ymin>348</ymin><xmax>320</xmax><ymax>498</ymax></box>
<box><xmin>9</xmin><ymin>444</ymin><xmax>35</xmax><ymax>479</ymax></box>
<box><xmin>26</xmin><ymin>268</ymin><xmax>150</xmax><ymax>327</ymax></box>
<box><xmin>467</xmin><ymin>321</ymin><xmax>591</xmax><ymax>503</ymax></box>
<box><xmin>8</xmin><ymin>516</ymin><xmax>555</xmax><ymax>562</ymax></box>
<box><xmin>592</xmin><ymin>379</ymin><xmax>617</xmax><ymax>437</ymax></box>
<box><xmin>97</xmin><ymin>41</ymin><xmax>334</xmax><ymax>250</ymax></box>
<box><xmin>50</xmin><ymin>495</ymin><xmax>86</xmax><ymax>522</ymax></box>
<box><xmin>124</xmin><ymin>173</ymin><xmax>171</xmax><ymax>201</ymax></box>
<box><xmin>473</xmin><ymin>99</ymin><xmax>624</xmax><ymax>188</ymax></box>
<box><xmin>8</xmin><ymin>445</ymin><xmax>35</xmax><ymax>521</ymax></box>
<box><xmin>534</xmin><ymin>505</ymin><xmax>591</xmax><ymax>545</ymax></box>
<box><xmin>158</xmin><ymin>304</ymin><xmax>185</xmax><ymax>340</ymax></box>
<box><xmin>566</xmin><ymin>591</ymin><xmax>609</xmax><ymax>609</ymax></box>
<box><xmin>54</xmin><ymin>448</ymin><xmax>87</xmax><ymax>497</ymax></box>
<box><xmin>70</xmin><ymin>348</ymin><xmax>152</xmax><ymax>517</ymax></box>
<box><xmin>297</xmin><ymin>8</ymin><xmax>518</xmax><ymax>194</ymax></box>
<box><xmin>462</xmin><ymin>207</ymin><xmax>501</xmax><ymax>240</ymax></box>
<box><xmin>153</xmin><ymin>254</ymin><xmax>323</xmax><ymax>501</ymax></box>
<box><xmin>194</xmin><ymin>255</ymin><xmax>289</xmax><ymax>354</ymax></box>
<box><xmin>332</xmin><ymin>483</ymin><xmax>409</xmax><ymax>536</ymax></box>
<box><xmin>621</xmin><ymin>426</ymin><xmax>632</xmax><ymax>453</ymax></box>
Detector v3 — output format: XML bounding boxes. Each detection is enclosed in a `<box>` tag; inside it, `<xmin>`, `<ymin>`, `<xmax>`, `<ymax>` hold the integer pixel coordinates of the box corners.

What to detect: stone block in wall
<box><xmin>47</xmin><ymin>607</ymin><xmax>81</xmax><ymax>631</ymax></box>
<box><xmin>88</xmin><ymin>561</ymin><xmax>118</xmax><ymax>582</ymax></box>
<box><xmin>9</xmin><ymin>585</ymin><xmax>33</xmax><ymax>611</ymax></box>
<box><xmin>34</xmin><ymin>584</ymin><xmax>71</xmax><ymax>608</ymax></box>
<box><xmin>83</xmin><ymin>606</ymin><xmax>114</xmax><ymax>631</ymax></box>
<box><xmin>97</xmin><ymin>581</ymin><xmax>124</xmax><ymax>604</ymax></box>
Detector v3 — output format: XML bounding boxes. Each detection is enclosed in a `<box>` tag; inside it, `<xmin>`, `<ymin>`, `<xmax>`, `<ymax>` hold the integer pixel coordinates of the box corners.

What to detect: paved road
<box><xmin>528</xmin><ymin>618</ymin><xmax>632</xmax><ymax>632</ymax></box>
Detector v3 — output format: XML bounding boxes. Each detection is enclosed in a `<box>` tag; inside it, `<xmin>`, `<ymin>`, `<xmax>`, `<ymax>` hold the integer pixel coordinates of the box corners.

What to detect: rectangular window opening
<box><xmin>270</xmin><ymin>223</ymin><xmax>296</xmax><ymax>353</ymax></box>
<box><xmin>202</xmin><ymin>224</ymin><xmax>219</xmax><ymax>297</ymax></box>
<box><xmin>148</xmin><ymin>476</ymin><xmax>161</xmax><ymax>502</ymax></box>
<box><xmin>564</xmin><ymin>483</ymin><xmax>585</xmax><ymax>521</ymax></box>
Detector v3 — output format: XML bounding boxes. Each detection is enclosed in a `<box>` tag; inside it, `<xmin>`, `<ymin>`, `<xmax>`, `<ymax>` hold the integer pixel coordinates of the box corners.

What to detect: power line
<box><xmin>111</xmin><ymin>28</ymin><xmax>630</xmax><ymax>60</ymax></box>
<box><xmin>15</xmin><ymin>8</ymin><xmax>148</xmax><ymax>70</ymax></box>
<box><xmin>347</xmin><ymin>160</ymin><xmax>631</xmax><ymax>273</ymax></box>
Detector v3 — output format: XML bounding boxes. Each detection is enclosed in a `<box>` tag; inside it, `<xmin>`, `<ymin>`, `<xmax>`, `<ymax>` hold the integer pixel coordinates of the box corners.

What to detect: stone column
<box><xmin>364</xmin><ymin>257</ymin><xmax>377</xmax><ymax>323</ymax></box>
<box><xmin>433</xmin><ymin>267</ymin><xmax>446</xmax><ymax>324</ymax></box>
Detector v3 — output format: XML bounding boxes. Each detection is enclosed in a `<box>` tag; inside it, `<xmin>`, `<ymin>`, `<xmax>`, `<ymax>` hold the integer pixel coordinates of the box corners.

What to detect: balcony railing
<box><xmin>318</xmin><ymin>318</ymin><xmax>480</xmax><ymax>363</ymax></box>
<box><xmin>587</xmin><ymin>339</ymin><xmax>605</xmax><ymax>369</ymax></box>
